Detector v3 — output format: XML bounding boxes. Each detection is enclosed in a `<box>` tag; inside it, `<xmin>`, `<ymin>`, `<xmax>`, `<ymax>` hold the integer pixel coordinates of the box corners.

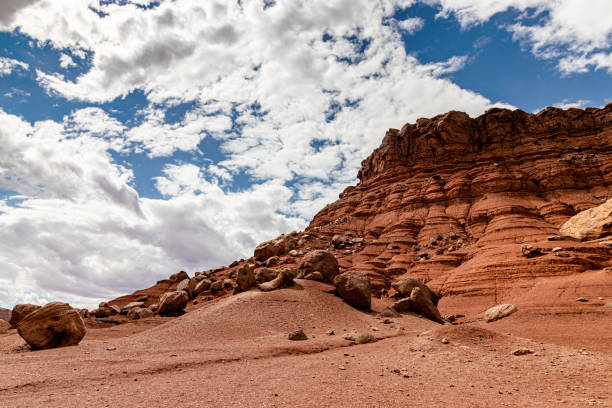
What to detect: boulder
<box><xmin>17</xmin><ymin>302</ymin><xmax>86</xmax><ymax>350</ymax></box>
<box><xmin>194</xmin><ymin>279</ymin><xmax>212</xmax><ymax>295</ymax></box>
<box><xmin>304</xmin><ymin>271</ymin><xmax>324</xmax><ymax>281</ymax></box>
<box><xmin>521</xmin><ymin>244</ymin><xmax>542</xmax><ymax>258</ymax></box>
<box><xmin>379</xmin><ymin>307</ymin><xmax>400</xmax><ymax>318</ymax></box>
<box><xmin>299</xmin><ymin>250</ymin><xmax>339</xmax><ymax>283</ymax></box>
<box><xmin>234</xmin><ymin>264</ymin><xmax>256</xmax><ymax>293</ymax></box>
<box><xmin>157</xmin><ymin>291</ymin><xmax>189</xmax><ymax>316</ymax></box>
<box><xmin>127</xmin><ymin>307</ymin><xmax>154</xmax><ymax>320</ymax></box>
<box><xmin>223</xmin><ymin>278</ymin><xmax>234</xmax><ymax>289</ymax></box>
<box><xmin>392</xmin><ymin>298</ymin><xmax>412</xmax><ymax>313</ymax></box>
<box><xmin>255</xmin><ymin>267</ymin><xmax>279</xmax><ymax>283</ymax></box>
<box><xmin>410</xmin><ymin>287</ymin><xmax>445</xmax><ymax>324</ymax></box>
<box><xmin>121</xmin><ymin>302</ymin><xmax>145</xmax><ymax>314</ymax></box>
<box><xmin>92</xmin><ymin>307</ymin><xmax>113</xmax><ymax>318</ymax></box>
<box><xmin>391</xmin><ymin>278</ymin><xmax>440</xmax><ymax>306</ymax></box>
<box><xmin>109</xmin><ymin>305</ymin><xmax>121</xmax><ymax>315</ymax></box>
<box><xmin>169</xmin><ymin>271</ymin><xmax>189</xmax><ymax>282</ymax></box>
<box><xmin>176</xmin><ymin>278</ymin><xmax>191</xmax><ymax>296</ymax></box>
<box><xmin>10</xmin><ymin>304</ymin><xmax>41</xmax><ymax>328</ymax></box>
<box><xmin>259</xmin><ymin>268</ymin><xmax>296</xmax><ymax>291</ymax></box>
<box><xmin>254</xmin><ymin>234</ymin><xmax>298</xmax><ymax>261</ymax></box>
<box><xmin>210</xmin><ymin>280</ymin><xmax>224</xmax><ymax>292</ymax></box>
<box><xmin>333</xmin><ymin>271</ymin><xmax>371</xmax><ymax>310</ymax></box>
<box><xmin>560</xmin><ymin>198</ymin><xmax>612</xmax><ymax>240</ymax></box>
<box><xmin>485</xmin><ymin>304</ymin><xmax>518</xmax><ymax>322</ymax></box>
<box><xmin>288</xmin><ymin>329</ymin><xmax>308</xmax><ymax>341</ymax></box>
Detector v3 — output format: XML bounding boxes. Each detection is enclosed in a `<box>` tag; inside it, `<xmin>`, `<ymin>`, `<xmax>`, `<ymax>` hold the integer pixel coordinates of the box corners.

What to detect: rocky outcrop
<box><xmin>157</xmin><ymin>291</ymin><xmax>189</xmax><ymax>316</ymax></box>
<box><xmin>392</xmin><ymin>278</ymin><xmax>440</xmax><ymax>305</ymax></box>
<box><xmin>560</xmin><ymin>197</ymin><xmax>612</xmax><ymax>240</ymax></box>
<box><xmin>333</xmin><ymin>271</ymin><xmax>372</xmax><ymax>310</ymax></box>
<box><xmin>254</xmin><ymin>234</ymin><xmax>297</xmax><ymax>261</ymax></box>
<box><xmin>259</xmin><ymin>268</ymin><xmax>296</xmax><ymax>291</ymax></box>
<box><xmin>10</xmin><ymin>304</ymin><xmax>41</xmax><ymax>328</ymax></box>
<box><xmin>0</xmin><ymin>319</ymin><xmax>10</xmax><ymax>333</ymax></box>
<box><xmin>234</xmin><ymin>264</ymin><xmax>256</xmax><ymax>293</ymax></box>
<box><xmin>17</xmin><ymin>303</ymin><xmax>86</xmax><ymax>349</ymax></box>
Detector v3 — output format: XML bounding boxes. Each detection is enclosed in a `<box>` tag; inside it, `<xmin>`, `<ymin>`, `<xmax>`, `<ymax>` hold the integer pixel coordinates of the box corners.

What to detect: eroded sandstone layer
<box><xmin>305</xmin><ymin>105</ymin><xmax>612</xmax><ymax>312</ymax></box>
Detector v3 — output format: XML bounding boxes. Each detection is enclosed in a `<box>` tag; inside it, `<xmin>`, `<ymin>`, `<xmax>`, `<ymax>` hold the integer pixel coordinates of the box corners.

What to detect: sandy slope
<box><xmin>1</xmin><ymin>281</ymin><xmax>610</xmax><ymax>407</ymax></box>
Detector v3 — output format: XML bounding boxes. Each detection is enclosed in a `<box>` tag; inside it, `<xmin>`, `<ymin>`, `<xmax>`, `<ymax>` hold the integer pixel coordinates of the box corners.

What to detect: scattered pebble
<box><xmin>512</xmin><ymin>348</ymin><xmax>534</xmax><ymax>356</ymax></box>
<box><xmin>441</xmin><ymin>337</ymin><xmax>449</xmax><ymax>344</ymax></box>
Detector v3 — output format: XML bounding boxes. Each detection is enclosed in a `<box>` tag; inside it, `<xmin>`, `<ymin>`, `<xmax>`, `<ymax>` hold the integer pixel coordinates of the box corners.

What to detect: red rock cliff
<box><xmin>307</xmin><ymin>104</ymin><xmax>612</xmax><ymax>312</ymax></box>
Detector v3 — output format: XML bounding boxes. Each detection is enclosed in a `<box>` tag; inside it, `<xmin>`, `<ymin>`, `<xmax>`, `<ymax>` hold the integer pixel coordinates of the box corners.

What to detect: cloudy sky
<box><xmin>1</xmin><ymin>0</ymin><xmax>611</xmax><ymax>309</ymax></box>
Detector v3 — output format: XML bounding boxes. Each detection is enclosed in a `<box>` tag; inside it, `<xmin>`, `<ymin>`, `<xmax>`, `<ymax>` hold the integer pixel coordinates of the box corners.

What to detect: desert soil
<box><xmin>1</xmin><ymin>280</ymin><xmax>610</xmax><ymax>407</ymax></box>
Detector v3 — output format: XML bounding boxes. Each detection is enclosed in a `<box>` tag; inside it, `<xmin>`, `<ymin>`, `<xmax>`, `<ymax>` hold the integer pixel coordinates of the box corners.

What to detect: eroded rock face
<box><xmin>169</xmin><ymin>271</ymin><xmax>189</xmax><ymax>282</ymax></box>
<box><xmin>0</xmin><ymin>319</ymin><xmax>10</xmax><ymax>333</ymax></box>
<box><xmin>10</xmin><ymin>304</ymin><xmax>41</xmax><ymax>328</ymax></box>
<box><xmin>157</xmin><ymin>291</ymin><xmax>189</xmax><ymax>316</ymax></box>
<box><xmin>333</xmin><ymin>271</ymin><xmax>372</xmax><ymax>310</ymax></box>
<box><xmin>17</xmin><ymin>303</ymin><xmax>86</xmax><ymax>350</ymax></box>
<box><xmin>0</xmin><ymin>307</ymin><xmax>10</xmax><ymax>322</ymax></box>
<box><xmin>560</xmin><ymin>197</ymin><xmax>612</xmax><ymax>240</ymax></box>
<box><xmin>299</xmin><ymin>250</ymin><xmax>339</xmax><ymax>283</ymax></box>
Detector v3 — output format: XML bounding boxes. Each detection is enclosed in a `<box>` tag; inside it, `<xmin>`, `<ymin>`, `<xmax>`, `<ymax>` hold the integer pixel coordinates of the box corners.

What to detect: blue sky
<box><xmin>0</xmin><ymin>0</ymin><xmax>611</xmax><ymax>309</ymax></box>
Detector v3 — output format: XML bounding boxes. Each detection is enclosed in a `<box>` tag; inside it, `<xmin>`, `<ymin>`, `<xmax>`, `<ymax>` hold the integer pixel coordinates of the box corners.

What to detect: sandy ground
<box><xmin>1</xmin><ymin>280</ymin><xmax>610</xmax><ymax>407</ymax></box>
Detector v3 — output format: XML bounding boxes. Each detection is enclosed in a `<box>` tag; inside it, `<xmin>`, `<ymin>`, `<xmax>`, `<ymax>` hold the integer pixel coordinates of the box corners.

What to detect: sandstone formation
<box><xmin>259</xmin><ymin>268</ymin><xmax>296</xmax><ymax>291</ymax></box>
<box><xmin>333</xmin><ymin>271</ymin><xmax>372</xmax><ymax>310</ymax></box>
<box><xmin>17</xmin><ymin>302</ymin><xmax>86</xmax><ymax>349</ymax></box>
<box><xmin>234</xmin><ymin>264</ymin><xmax>256</xmax><ymax>293</ymax></box>
<box><xmin>560</xmin><ymin>197</ymin><xmax>612</xmax><ymax>240</ymax></box>
<box><xmin>254</xmin><ymin>233</ymin><xmax>297</xmax><ymax>261</ymax></box>
<box><xmin>0</xmin><ymin>319</ymin><xmax>9</xmax><ymax>334</ymax></box>
<box><xmin>392</xmin><ymin>277</ymin><xmax>440</xmax><ymax>305</ymax></box>
<box><xmin>10</xmin><ymin>304</ymin><xmax>41</xmax><ymax>328</ymax></box>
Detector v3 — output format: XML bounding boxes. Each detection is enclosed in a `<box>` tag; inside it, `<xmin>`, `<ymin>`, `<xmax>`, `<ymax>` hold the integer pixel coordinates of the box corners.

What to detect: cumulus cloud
<box><xmin>429</xmin><ymin>0</ymin><xmax>612</xmax><ymax>75</ymax></box>
<box><xmin>0</xmin><ymin>0</ymin><xmax>516</xmax><ymax>309</ymax></box>
<box><xmin>0</xmin><ymin>57</ymin><xmax>29</xmax><ymax>76</ymax></box>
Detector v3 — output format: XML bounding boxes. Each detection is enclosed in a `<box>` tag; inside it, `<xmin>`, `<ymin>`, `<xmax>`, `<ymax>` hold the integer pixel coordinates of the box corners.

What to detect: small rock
<box><xmin>325</xmin><ymin>330</ymin><xmax>335</xmax><ymax>336</ymax></box>
<box><xmin>441</xmin><ymin>337</ymin><xmax>449</xmax><ymax>344</ymax></box>
<box><xmin>512</xmin><ymin>348</ymin><xmax>534</xmax><ymax>356</ymax></box>
<box><xmin>576</xmin><ymin>297</ymin><xmax>588</xmax><ymax>302</ymax></box>
<box><xmin>521</xmin><ymin>244</ymin><xmax>542</xmax><ymax>258</ymax></box>
<box><xmin>485</xmin><ymin>304</ymin><xmax>518</xmax><ymax>322</ymax></box>
<box><xmin>288</xmin><ymin>329</ymin><xmax>308</xmax><ymax>341</ymax></box>
<box><xmin>379</xmin><ymin>307</ymin><xmax>400</xmax><ymax>318</ymax></box>
<box><xmin>338</xmin><ymin>366</ymin><xmax>346</xmax><ymax>370</ymax></box>
<box><xmin>604</xmin><ymin>302</ymin><xmax>612</xmax><ymax>308</ymax></box>
<box><xmin>343</xmin><ymin>332</ymin><xmax>358</xmax><ymax>341</ymax></box>
<box><xmin>551</xmin><ymin>247</ymin><xmax>563</xmax><ymax>252</ymax></box>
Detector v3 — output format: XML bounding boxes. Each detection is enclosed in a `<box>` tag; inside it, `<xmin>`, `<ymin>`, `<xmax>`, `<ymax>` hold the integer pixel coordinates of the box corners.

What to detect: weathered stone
<box><xmin>304</xmin><ymin>271</ymin><xmax>324</xmax><ymax>281</ymax></box>
<box><xmin>254</xmin><ymin>267</ymin><xmax>279</xmax><ymax>283</ymax></box>
<box><xmin>299</xmin><ymin>250</ymin><xmax>339</xmax><ymax>283</ymax></box>
<box><xmin>560</xmin><ymin>198</ymin><xmax>612</xmax><ymax>240</ymax></box>
<box><xmin>10</xmin><ymin>304</ymin><xmax>41</xmax><ymax>328</ymax></box>
<box><xmin>379</xmin><ymin>307</ymin><xmax>400</xmax><ymax>318</ymax></box>
<box><xmin>333</xmin><ymin>271</ymin><xmax>372</xmax><ymax>310</ymax></box>
<box><xmin>410</xmin><ymin>287</ymin><xmax>444</xmax><ymax>324</ymax></box>
<box><xmin>392</xmin><ymin>298</ymin><xmax>412</xmax><ymax>313</ymax></box>
<box><xmin>512</xmin><ymin>348</ymin><xmax>534</xmax><ymax>356</ymax></box>
<box><xmin>223</xmin><ymin>278</ymin><xmax>234</xmax><ymax>289</ymax></box>
<box><xmin>127</xmin><ymin>307</ymin><xmax>154</xmax><ymax>320</ymax></box>
<box><xmin>121</xmin><ymin>302</ymin><xmax>145</xmax><ymax>314</ymax></box>
<box><xmin>521</xmin><ymin>244</ymin><xmax>542</xmax><ymax>258</ymax></box>
<box><xmin>157</xmin><ymin>291</ymin><xmax>189</xmax><ymax>316</ymax></box>
<box><xmin>194</xmin><ymin>279</ymin><xmax>212</xmax><ymax>295</ymax></box>
<box><xmin>391</xmin><ymin>278</ymin><xmax>440</xmax><ymax>306</ymax></box>
<box><xmin>234</xmin><ymin>264</ymin><xmax>256</xmax><ymax>293</ymax></box>
<box><xmin>254</xmin><ymin>234</ymin><xmax>298</xmax><ymax>261</ymax></box>
<box><xmin>210</xmin><ymin>280</ymin><xmax>224</xmax><ymax>292</ymax></box>
<box><xmin>0</xmin><ymin>320</ymin><xmax>10</xmax><ymax>334</ymax></box>
<box><xmin>485</xmin><ymin>304</ymin><xmax>518</xmax><ymax>322</ymax></box>
<box><xmin>17</xmin><ymin>302</ymin><xmax>86</xmax><ymax>350</ymax></box>
<box><xmin>288</xmin><ymin>329</ymin><xmax>308</xmax><ymax>341</ymax></box>
<box><xmin>169</xmin><ymin>271</ymin><xmax>189</xmax><ymax>282</ymax></box>
<box><xmin>259</xmin><ymin>268</ymin><xmax>296</xmax><ymax>291</ymax></box>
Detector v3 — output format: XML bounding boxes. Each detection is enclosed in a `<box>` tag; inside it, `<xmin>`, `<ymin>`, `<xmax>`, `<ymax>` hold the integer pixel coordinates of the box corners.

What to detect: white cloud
<box><xmin>396</xmin><ymin>17</ymin><xmax>425</xmax><ymax>34</ymax></box>
<box><xmin>59</xmin><ymin>53</ymin><xmax>76</xmax><ymax>68</ymax></box>
<box><xmin>429</xmin><ymin>0</ymin><xmax>612</xmax><ymax>75</ymax></box>
<box><xmin>0</xmin><ymin>56</ymin><xmax>29</xmax><ymax>76</ymax></box>
<box><xmin>0</xmin><ymin>0</ymin><xmax>517</xmax><ymax>309</ymax></box>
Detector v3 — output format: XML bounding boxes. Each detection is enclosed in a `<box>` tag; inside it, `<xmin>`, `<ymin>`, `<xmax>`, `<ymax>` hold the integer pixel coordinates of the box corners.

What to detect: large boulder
<box><xmin>299</xmin><ymin>250</ymin><xmax>339</xmax><ymax>283</ymax></box>
<box><xmin>410</xmin><ymin>287</ymin><xmax>444</xmax><ymax>324</ymax></box>
<box><xmin>484</xmin><ymin>304</ymin><xmax>518</xmax><ymax>322</ymax></box>
<box><xmin>169</xmin><ymin>271</ymin><xmax>189</xmax><ymax>282</ymax></box>
<box><xmin>234</xmin><ymin>264</ymin><xmax>256</xmax><ymax>293</ymax></box>
<box><xmin>127</xmin><ymin>307</ymin><xmax>154</xmax><ymax>320</ymax></box>
<box><xmin>560</xmin><ymin>198</ymin><xmax>612</xmax><ymax>240</ymax></box>
<box><xmin>176</xmin><ymin>278</ymin><xmax>196</xmax><ymax>298</ymax></box>
<box><xmin>333</xmin><ymin>271</ymin><xmax>371</xmax><ymax>310</ymax></box>
<box><xmin>254</xmin><ymin>267</ymin><xmax>279</xmax><ymax>283</ymax></box>
<box><xmin>259</xmin><ymin>268</ymin><xmax>296</xmax><ymax>291</ymax></box>
<box><xmin>121</xmin><ymin>301</ymin><xmax>145</xmax><ymax>315</ymax></box>
<box><xmin>10</xmin><ymin>304</ymin><xmax>41</xmax><ymax>328</ymax></box>
<box><xmin>157</xmin><ymin>291</ymin><xmax>189</xmax><ymax>316</ymax></box>
<box><xmin>193</xmin><ymin>279</ymin><xmax>212</xmax><ymax>295</ymax></box>
<box><xmin>391</xmin><ymin>278</ymin><xmax>440</xmax><ymax>306</ymax></box>
<box><xmin>254</xmin><ymin>234</ymin><xmax>298</xmax><ymax>261</ymax></box>
<box><xmin>17</xmin><ymin>302</ymin><xmax>86</xmax><ymax>350</ymax></box>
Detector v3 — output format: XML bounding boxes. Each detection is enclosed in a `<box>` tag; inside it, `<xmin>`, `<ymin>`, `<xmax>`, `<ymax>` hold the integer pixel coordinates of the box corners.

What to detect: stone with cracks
<box><xmin>121</xmin><ymin>302</ymin><xmax>145</xmax><ymax>314</ymax></box>
<box><xmin>259</xmin><ymin>268</ymin><xmax>296</xmax><ymax>292</ymax></box>
<box><xmin>288</xmin><ymin>329</ymin><xmax>308</xmax><ymax>341</ymax></box>
<box><xmin>157</xmin><ymin>291</ymin><xmax>189</xmax><ymax>316</ymax></box>
<box><xmin>127</xmin><ymin>307</ymin><xmax>154</xmax><ymax>320</ymax></box>
<box><xmin>254</xmin><ymin>234</ymin><xmax>297</xmax><ymax>261</ymax></box>
<box><xmin>560</xmin><ymin>198</ymin><xmax>612</xmax><ymax>241</ymax></box>
<box><xmin>410</xmin><ymin>287</ymin><xmax>445</xmax><ymax>324</ymax></box>
<box><xmin>333</xmin><ymin>271</ymin><xmax>371</xmax><ymax>310</ymax></box>
<box><xmin>17</xmin><ymin>302</ymin><xmax>86</xmax><ymax>350</ymax></box>
<box><xmin>392</xmin><ymin>298</ymin><xmax>413</xmax><ymax>313</ymax></box>
<box><xmin>255</xmin><ymin>267</ymin><xmax>279</xmax><ymax>283</ymax></box>
<box><xmin>299</xmin><ymin>250</ymin><xmax>339</xmax><ymax>283</ymax></box>
<box><xmin>169</xmin><ymin>271</ymin><xmax>189</xmax><ymax>282</ymax></box>
<box><xmin>234</xmin><ymin>264</ymin><xmax>256</xmax><ymax>293</ymax></box>
<box><xmin>485</xmin><ymin>304</ymin><xmax>518</xmax><ymax>322</ymax></box>
<box><xmin>391</xmin><ymin>278</ymin><xmax>440</xmax><ymax>306</ymax></box>
<box><xmin>10</xmin><ymin>304</ymin><xmax>41</xmax><ymax>328</ymax></box>
<box><xmin>194</xmin><ymin>279</ymin><xmax>211</xmax><ymax>295</ymax></box>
